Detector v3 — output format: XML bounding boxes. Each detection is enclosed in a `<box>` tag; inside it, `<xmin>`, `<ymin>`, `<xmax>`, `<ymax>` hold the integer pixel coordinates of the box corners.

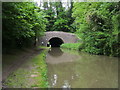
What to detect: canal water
<box><xmin>46</xmin><ymin>48</ymin><xmax>118</xmax><ymax>88</ymax></box>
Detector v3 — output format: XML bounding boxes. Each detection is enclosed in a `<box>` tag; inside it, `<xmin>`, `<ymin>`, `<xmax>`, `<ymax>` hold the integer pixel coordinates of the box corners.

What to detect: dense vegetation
<box><xmin>2</xmin><ymin>2</ymin><xmax>47</xmax><ymax>53</ymax></box>
<box><xmin>72</xmin><ymin>2</ymin><xmax>120</xmax><ymax>57</ymax></box>
<box><xmin>2</xmin><ymin>2</ymin><xmax>120</xmax><ymax>57</ymax></box>
<box><xmin>42</xmin><ymin>1</ymin><xmax>74</xmax><ymax>32</ymax></box>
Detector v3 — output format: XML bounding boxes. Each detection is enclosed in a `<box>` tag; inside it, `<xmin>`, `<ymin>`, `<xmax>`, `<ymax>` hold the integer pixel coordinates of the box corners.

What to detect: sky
<box><xmin>34</xmin><ymin>0</ymin><xmax>70</xmax><ymax>6</ymax></box>
<box><xmin>34</xmin><ymin>0</ymin><xmax>70</xmax><ymax>8</ymax></box>
<box><xmin>33</xmin><ymin>0</ymin><xmax>119</xmax><ymax>7</ymax></box>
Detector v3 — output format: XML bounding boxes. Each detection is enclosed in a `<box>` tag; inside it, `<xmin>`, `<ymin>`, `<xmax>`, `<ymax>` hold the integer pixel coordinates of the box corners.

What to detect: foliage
<box><xmin>72</xmin><ymin>2</ymin><xmax>120</xmax><ymax>57</ymax></box>
<box><xmin>2</xmin><ymin>2</ymin><xmax>47</xmax><ymax>52</ymax></box>
<box><xmin>2</xmin><ymin>2</ymin><xmax>120</xmax><ymax>57</ymax></box>
<box><xmin>43</xmin><ymin>2</ymin><xmax>74</xmax><ymax>32</ymax></box>
<box><xmin>61</xmin><ymin>43</ymin><xmax>81</xmax><ymax>50</ymax></box>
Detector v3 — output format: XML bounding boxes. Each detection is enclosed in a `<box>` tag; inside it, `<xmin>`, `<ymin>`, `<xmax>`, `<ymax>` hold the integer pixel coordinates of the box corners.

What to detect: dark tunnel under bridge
<box><xmin>47</xmin><ymin>37</ymin><xmax>64</xmax><ymax>47</ymax></box>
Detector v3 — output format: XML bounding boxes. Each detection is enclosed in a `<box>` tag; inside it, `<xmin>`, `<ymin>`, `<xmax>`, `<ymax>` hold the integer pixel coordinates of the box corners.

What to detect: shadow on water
<box><xmin>46</xmin><ymin>48</ymin><xmax>118</xmax><ymax>88</ymax></box>
<box><xmin>48</xmin><ymin>48</ymin><xmax>63</xmax><ymax>57</ymax></box>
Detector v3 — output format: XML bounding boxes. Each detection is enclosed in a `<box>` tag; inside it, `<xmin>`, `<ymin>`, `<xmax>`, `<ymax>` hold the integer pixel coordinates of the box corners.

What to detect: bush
<box><xmin>72</xmin><ymin>2</ymin><xmax>120</xmax><ymax>57</ymax></box>
<box><xmin>61</xmin><ymin>43</ymin><xmax>83</xmax><ymax>50</ymax></box>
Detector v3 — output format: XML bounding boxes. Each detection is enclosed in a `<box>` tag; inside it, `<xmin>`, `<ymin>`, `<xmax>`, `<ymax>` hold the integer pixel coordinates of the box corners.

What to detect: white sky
<box><xmin>34</xmin><ymin>0</ymin><xmax>70</xmax><ymax>8</ymax></box>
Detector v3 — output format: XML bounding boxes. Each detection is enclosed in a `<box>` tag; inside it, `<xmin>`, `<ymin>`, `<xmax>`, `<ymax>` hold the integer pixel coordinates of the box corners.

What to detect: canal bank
<box><xmin>2</xmin><ymin>48</ymin><xmax>49</xmax><ymax>88</ymax></box>
<box><xmin>2</xmin><ymin>47</ymin><xmax>118</xmax><ymax>88</ymax></box>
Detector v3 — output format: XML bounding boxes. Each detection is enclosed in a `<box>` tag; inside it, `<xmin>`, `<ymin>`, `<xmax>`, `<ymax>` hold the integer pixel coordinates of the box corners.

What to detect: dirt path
<box><xmin>2</xmin><ymin>48</ymin><xmax>43</xmax><ymax>84</ymax></box>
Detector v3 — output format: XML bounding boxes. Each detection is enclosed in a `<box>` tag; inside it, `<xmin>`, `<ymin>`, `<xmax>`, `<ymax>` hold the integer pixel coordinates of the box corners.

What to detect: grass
<box><xmin>60</xmin><ymin>43</ymin><xmax>81</xmax><ymax>50</ymax></box>
<box><xmin>3</xmin><ymin>50</ymin><xmax>48</xmax><ymax>88</ymax></box>
<box><xmin>31</xmin><ymin>50</ymin><xmax>48</xmax><ymax>88</ymax></box>
<box><xmin>4</xmin><ymin>69</ymin><xmax>32</xmax><ymax>88</ymax></box>
<box><xmin>37</xmin><ymin>46</ymin><xmax>50</xmax><ymax>50</ymax></box>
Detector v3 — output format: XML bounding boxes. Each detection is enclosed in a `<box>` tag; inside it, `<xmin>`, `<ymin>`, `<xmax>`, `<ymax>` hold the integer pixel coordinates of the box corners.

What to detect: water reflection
<box><xmin>51</xmin><ymin>74</ymin><xmax>57</xmax><ymax>86</ymax></box>
<box><xmin>46</xmin><ymin>48</ymin><xmax>118</xmax><ymax>88</ymax></box>
<box><xmin>46</xmin><ymin>48</ymin><xmax>80</xmax><ymax>64</ymax></box>
<box><xmin>48</xmin><ymin>48</ymin><xmax>63</xmax><ymax>57</ymax></box>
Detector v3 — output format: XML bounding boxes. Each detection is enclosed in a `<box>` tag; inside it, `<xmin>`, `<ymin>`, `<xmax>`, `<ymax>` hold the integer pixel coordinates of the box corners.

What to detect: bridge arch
<box><xmin>38</xmin><ymin>31</ymin><xmax>79</xmax><ymax>47</ymax></box>
<box><xmin>48</xmin><ymin>37</ymin><xmax>64</xmax><ymax>47</ymax></box>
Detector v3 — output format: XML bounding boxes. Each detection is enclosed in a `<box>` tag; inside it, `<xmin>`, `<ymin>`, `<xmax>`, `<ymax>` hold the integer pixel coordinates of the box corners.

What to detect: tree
<box><xmin>2</xmin><ymin>2</ymin><xmax>47</xmax><ymax>52</ymax></box>
<box><xmin>43</xmin><ymin>1</ymin><xmax>75</xmax><ymax>32</ymax></box>
<box><xmin>72</xmin><ymin>2</ymin><xmax>120</xmax><ymax>56</ymax></box>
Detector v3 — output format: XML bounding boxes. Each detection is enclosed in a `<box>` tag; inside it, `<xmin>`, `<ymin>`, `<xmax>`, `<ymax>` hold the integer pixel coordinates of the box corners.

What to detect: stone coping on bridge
<box><xmin>45</xmin><ymin>31</ymin><xmax>75</xmax><ymax>36</ymax></box>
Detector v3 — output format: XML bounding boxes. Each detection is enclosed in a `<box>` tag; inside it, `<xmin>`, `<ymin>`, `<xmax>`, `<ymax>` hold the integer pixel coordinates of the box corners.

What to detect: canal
<box><xmin>3</xmin><ymin>47</ymin><xmax>118</xmax><ymax>88</ymax></box>
<box><xmin>46</xmin><ymin>48</ymin><xmax>118</xmax><ymax>88</ymax></box>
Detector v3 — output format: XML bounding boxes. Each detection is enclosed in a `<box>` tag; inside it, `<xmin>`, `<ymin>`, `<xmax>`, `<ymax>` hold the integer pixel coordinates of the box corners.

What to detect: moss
<box><xmin>4</xmin><ymin>69</ymin><xmax>30</xmax><ymax>88</ymax></box>
<box><xmin>31</xmin><ymin>50</ymin><xmax>49</xmax><ymax>88</ymax></box>
<box><xmin>37</xmin><ymin>46</ymin><xmax>50</xmax><ymax>50</ymax></box>
<box><xmin>3</xmin><ymin>50</ymin><xmax>48</xmax><ymax>88</ymax></box>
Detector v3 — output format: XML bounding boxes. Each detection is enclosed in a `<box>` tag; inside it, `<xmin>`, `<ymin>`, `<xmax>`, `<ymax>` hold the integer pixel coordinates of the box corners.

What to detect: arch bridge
<box><xmin>38</xmin><ymin>31</ymin><xmax>79</xmax><ymax>47</ymax></box>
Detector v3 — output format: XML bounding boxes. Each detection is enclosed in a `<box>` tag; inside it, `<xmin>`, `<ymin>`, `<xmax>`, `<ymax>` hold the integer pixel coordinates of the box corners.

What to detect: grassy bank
<box><xmin>3</xmin><ymin>50</ymin><xmax>48</xmax><ymax>88</ymax></box>
<box><xmin>31</xmin><ymin>50</ymin><xmax>48</xmax><ymax>88</ymax></box>
<box><xmin>37</xmin><ymin>46</ymin><xmax>50</xmax><ymax>50</ymax></box>
<box><xmin>60</xmin><ymin>43</ymin><xmax>82</xmax><ymax>50</ymax></box>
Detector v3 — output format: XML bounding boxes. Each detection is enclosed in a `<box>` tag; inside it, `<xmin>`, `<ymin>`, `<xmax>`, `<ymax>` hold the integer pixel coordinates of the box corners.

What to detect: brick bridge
<box><xmin>38</xmin><ymin>31</ymin><xmax>79</xmax><ymax>47</ymax></box>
